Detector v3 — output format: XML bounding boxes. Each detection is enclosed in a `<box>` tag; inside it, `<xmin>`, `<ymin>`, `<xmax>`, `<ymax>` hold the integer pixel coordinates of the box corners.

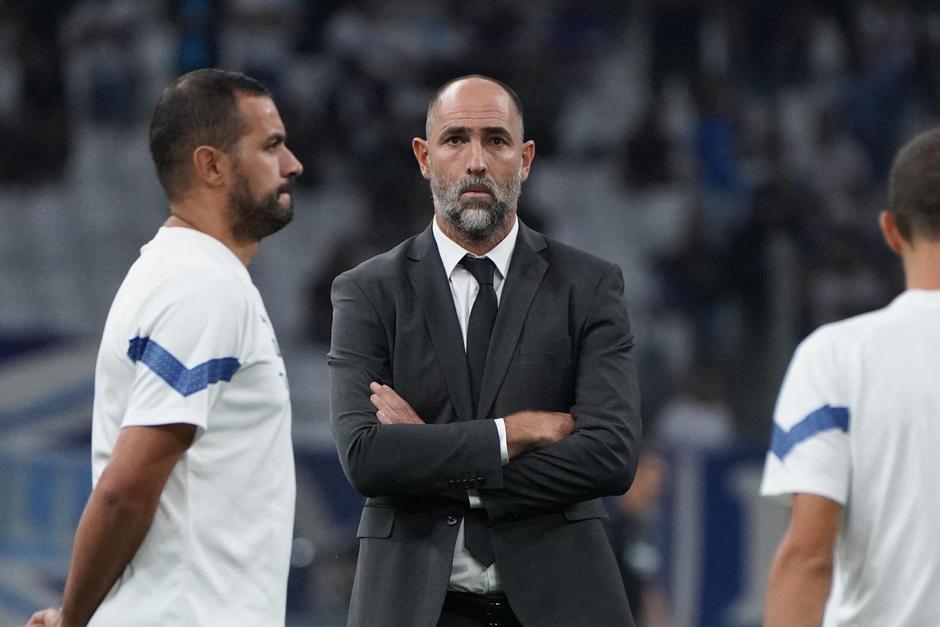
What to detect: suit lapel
<box><xmin>476</xmin><ymin>223</ymin><xmax>548</xmax><ymax>420</ymax></box>
<box><xmin>407</xmin><ymin>226</ymin><xmax>475</xmax><ymax>423</ymax></box>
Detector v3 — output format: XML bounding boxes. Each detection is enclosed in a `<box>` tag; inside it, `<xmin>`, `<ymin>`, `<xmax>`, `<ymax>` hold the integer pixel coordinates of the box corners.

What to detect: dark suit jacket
<box><xmin>329</xmin><ymin>221</ymin><xmax>642</xmax><ymax>627</ymax></box>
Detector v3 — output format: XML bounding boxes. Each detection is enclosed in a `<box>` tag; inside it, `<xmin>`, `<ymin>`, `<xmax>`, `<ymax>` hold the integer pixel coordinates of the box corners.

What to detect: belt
<box><xmin>442</xmin><ymin>591</ymin><xmax>522</xmax><ymax>627</ymax></box>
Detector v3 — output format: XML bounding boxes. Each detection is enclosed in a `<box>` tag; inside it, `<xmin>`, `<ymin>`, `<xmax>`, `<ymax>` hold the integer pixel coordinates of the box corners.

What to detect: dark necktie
<box><xmin>458</xmin><ymin>255</ymin><xmax>497</xmax><ymax>567</ymax></box>
<box><xmin>460</xmin><ymin>255</ymin><xmax>498</xmax><ymax>413</ymax></box>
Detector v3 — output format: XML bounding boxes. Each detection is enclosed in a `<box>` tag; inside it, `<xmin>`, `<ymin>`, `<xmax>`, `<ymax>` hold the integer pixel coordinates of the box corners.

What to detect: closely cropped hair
<box><xmin>425</xmin><ymin>74</ymin><xmax>525</xmax><ymax>139</ymax></box>
<box><xmin>888</xmin><ymin>127</ymin><xmax>940</xmax><ymax>241</ymax></box>
<box><xmin>149</xmin><ymin>68</ymin><xmax>271</xmax><ymax>201</ymax></box>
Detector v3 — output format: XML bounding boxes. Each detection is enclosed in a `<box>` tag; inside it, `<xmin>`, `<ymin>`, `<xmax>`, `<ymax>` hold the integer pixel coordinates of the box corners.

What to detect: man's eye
<box><xmin>445</xmin><ymin>136</ymin><xmax>462</xmax><ymax>144</ymax></box>
<box><xmin>491</xmin><ymin>137</ymin><xmax>505</xmax><ymax>146</ymax></box>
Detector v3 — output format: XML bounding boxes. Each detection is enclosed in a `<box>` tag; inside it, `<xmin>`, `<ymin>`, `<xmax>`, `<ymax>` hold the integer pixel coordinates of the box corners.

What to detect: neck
<box><xmin>435</xmin><ymin>212</ymin><xmax>516</xmax><ymax>256</ymax></box>
<box><xmin>902</xmin><ymin>239</ymin><xmax>940</xmax><ymax>290</ymax></box>
<box><xmin>165</xmin><ymin>201</ymin><xmax>258</xmax><ymax>267</ymax></box>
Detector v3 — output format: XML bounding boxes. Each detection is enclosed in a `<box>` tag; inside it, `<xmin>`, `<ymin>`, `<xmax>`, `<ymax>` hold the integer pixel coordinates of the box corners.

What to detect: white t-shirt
<box><xmin>89</xmin><ymin>227</ymin><xmax>295</xmax><ymax>626</ymax></box>
<box><xmin>761</xmin><ymin>290</ymin><xmax>940</xmax><ymax>626</ymax></box>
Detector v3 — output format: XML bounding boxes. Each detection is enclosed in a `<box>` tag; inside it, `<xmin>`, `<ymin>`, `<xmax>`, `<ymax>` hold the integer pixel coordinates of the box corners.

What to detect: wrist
<box><xmin>60</xmin><ymin>605</ymin><xmax>82</xmax><ymax>627</ymax></box>
<box><xmin>504</xmin><ymin>411</ymin><xmax>538</xmax><ymax>459</ymax></box>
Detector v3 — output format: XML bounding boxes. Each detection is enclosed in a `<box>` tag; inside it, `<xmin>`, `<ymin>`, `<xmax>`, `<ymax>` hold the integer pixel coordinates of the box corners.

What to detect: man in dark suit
<box><xmin>329</xmin><ymin>75</ymin><xmax>642</xmax><ymax>627</ymax></box>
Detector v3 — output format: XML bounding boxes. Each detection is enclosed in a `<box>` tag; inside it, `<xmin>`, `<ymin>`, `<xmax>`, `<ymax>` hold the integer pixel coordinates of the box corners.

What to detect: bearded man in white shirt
<box><xmin>27</xmin><ymin>68</ymin><xmax>302</xmax><ymax>627</ymax></box>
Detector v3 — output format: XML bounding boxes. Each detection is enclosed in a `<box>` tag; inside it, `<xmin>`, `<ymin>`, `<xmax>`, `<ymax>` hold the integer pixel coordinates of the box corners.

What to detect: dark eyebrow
<box><xmin>438</xmin><ymin>126</ymin><xmax>514</xmax><ymax>141</ymax></box>
<box><xmin>481</xmin><ymin>126</ymin><xmax>512</xmax><ymax>137</ymax></box>
<box><xmin>439</xmin><ymin>126</ymin><xmax>469</xmax><ymax>138</ymax></box>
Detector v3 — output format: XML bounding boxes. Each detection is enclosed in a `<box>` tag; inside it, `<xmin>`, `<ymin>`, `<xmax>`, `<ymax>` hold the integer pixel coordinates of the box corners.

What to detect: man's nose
<box><xmin>283</xmin><ymin>148</ymin><xmax>303</xmax><ymax>178</ymax></box>
<box><xmin>466</xmin><ymin>139</ymin><xmax>486</xmax><ymax>175</ymax></box>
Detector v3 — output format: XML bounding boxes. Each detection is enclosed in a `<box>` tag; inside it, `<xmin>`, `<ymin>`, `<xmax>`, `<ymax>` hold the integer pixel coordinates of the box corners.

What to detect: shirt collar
<box><xmin>432</xmin><ymin>216</ymin><xmax>519</xmax><ymax>280</ymax></box>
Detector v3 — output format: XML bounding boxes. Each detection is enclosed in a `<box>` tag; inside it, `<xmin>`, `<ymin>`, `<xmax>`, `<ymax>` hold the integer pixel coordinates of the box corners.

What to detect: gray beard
<box><xmin>430</xmin><ymin>172</ymin><xmax>521</xmax><ymax>243</ymax></box>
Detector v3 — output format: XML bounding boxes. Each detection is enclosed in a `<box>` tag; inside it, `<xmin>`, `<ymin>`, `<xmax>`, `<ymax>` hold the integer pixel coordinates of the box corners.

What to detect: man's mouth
<box><xmin>460</xmin><ymin>184</ymin><xmax>492</xmax><ymax>197</ymax></box>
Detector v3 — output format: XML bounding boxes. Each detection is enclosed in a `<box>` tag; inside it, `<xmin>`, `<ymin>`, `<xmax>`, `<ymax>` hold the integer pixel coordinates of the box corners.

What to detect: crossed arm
<box><xmin>330</xmin><ymin>266</ymin><xmax>640</xmax><ymax>517</ymax></box>
<box><xmin>369</xmin><ymin>382</ymin><xmax>574</xmax><ymax>458</ymax></box>
<box><xmin>362</xmin><ymin>356</ymin><xmax>635</xmax><ymax>520</ymax></box>
<box><xmin>764</xmin><ymin>493</ymin><xmax>841</xmax><ymax>627</ymax></box>
<box><xmin>25</xmin><ymin>424</ymin><xmax>195</xmax><ymax>627</ymax></box>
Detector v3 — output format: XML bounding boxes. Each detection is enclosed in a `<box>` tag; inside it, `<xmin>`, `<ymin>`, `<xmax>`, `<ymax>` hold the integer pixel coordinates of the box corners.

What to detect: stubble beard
<box><xmin>228</xmin><ymin>171</ymin><xmax>294</xmax><ymax>242</ymax></box>
<box><xmin>430</xmin><ymin>171</ymin><xmax>522</xmax><ymax>245</ymax></box>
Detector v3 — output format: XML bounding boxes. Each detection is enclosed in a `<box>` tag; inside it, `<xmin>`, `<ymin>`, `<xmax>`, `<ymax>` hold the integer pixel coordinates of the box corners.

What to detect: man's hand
<box><xmin>25</xmin><ymin>608</ymin><xmax>62</xmax><ymax>627</ymax></box>
<box><xmin>504</xmin><ymin>410</ymin><xmax>574</xmax><ymax>458</ymax></box>
<box><xmin>369</xmin><ymin>382</ymin><xmax>425</xmax><ymax>424</ymax></box>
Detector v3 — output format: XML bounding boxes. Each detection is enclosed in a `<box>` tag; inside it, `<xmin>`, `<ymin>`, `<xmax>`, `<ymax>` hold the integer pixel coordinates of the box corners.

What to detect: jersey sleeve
<box><xmin>760</xmin><ymin>329</ymin><xmax>851</xmax><ymax>506</ymax></box>
<box><xmin>122</xmin><ymin>273</ymin><xmax>249</xmax><ymax>433</ymax></box>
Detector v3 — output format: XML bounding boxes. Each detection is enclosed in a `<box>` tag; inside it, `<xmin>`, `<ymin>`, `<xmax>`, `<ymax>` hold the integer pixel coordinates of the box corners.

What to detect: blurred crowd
<box><xmin>2</xmin><ymin>0</ymin><xmax>934</xmax><ymax>443</ymax></box>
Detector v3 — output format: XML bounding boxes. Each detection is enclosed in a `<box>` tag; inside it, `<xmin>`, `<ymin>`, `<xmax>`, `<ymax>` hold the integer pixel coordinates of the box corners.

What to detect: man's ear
<box><xmin>879</xmin><ymin>210</ymin><xmax>906</xmax><ymax>254</ymax></box>
<box><xmin>192</xmin><ymin>145</ymin><xmax>228</xmax><ymax>189</ymax></box>
<box><xmin>520</xmin><ymin>140</ymin><xmax>535</xmax><ymax>182</ymax></box>
<box><xmin>412</xmin><ymin>137</ymin><xmax>430</xmax><ymax>180</ymax></box>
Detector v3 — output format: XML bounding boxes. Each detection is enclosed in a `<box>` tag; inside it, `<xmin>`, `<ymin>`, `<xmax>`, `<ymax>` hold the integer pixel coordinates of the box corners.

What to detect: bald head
<box><xmin>425</xmin><ymin>75</ymin><xmax>524</xmax><ymax>140</ymax></box>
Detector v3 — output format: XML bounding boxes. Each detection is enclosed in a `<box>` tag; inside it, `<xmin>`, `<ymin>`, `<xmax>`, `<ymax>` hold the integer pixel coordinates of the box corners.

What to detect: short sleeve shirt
<box><xmin>89</xmin><ymin>227</ymin><xmax>295</xmax><ymax>626</ymax></box>
<box><xmin>761</xmin><ymin>290</ymin><xmax>940</xmax><ymax>626</ymax></box>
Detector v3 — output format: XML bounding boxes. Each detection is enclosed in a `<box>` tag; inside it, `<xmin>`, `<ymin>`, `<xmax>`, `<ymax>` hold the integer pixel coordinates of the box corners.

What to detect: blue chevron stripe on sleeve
<box><xmin>771</xmin><ymin>404</ymin><xmax>850</xmax><ymax>460</ymax></box>
<box><xmin>127</xmin><ymin>336</ymin><xmax>240</xmax><ymax>397</ymax></box>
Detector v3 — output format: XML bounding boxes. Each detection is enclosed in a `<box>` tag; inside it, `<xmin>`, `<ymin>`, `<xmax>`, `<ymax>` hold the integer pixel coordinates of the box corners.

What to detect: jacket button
<box><xmin>446</xmin><ymin>515</ymin><xmax>459</xmax><ymax>526</ymax></box>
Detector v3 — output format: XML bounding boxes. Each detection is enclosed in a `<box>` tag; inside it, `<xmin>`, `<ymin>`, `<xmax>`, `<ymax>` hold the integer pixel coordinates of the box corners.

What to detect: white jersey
<box><xmin>89</xmin><ymin>227</ymin><xmax>295</xmax><ymax>626</ymax></box>
<box><xmin>760</xmin><ymin>290</ymin><xmax>940</xmax><ymax>626</ymax></box>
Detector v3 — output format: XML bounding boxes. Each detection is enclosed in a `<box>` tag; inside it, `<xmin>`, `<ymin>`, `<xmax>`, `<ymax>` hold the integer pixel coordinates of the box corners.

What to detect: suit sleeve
<box><xmin>328</xmin><ymin>272</ymin><xmax>503</xmax><ymax>498</ymax></box>
<box><xmin>482</xmin><ymin>263</ymin><xmax>642</xmax><ymax>520</ymax></box>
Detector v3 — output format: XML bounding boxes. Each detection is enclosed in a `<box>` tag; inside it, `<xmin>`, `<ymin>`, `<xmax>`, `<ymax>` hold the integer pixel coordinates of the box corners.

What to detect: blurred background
<box><xmin>0</xmin><ymin>0</ymin><xmax>932</xmax><ymax>625</ymax></box>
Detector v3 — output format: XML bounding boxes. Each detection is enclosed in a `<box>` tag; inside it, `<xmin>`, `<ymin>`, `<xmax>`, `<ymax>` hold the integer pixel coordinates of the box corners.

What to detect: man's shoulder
<box><xmin>783</xmin><ymin>305</ymin><xmax>896</xmax><ymax>386</ymax></box>
<box><xmin>799</xmin><ymin>304</ymin><xmax>894</xmax><ymax>354</ymax></box>
<box><xmin>538</xmin><ymin>232</ymin><xmax>617</xmax><ymax>273</ymax></box>
<box><xmin>135</xmin><ymin>230</ymin><xmax>244</xmax><ymax>281</ymax></box>
<box><xmin>525</xmin><ymin>228</ymin><xmax>621</xmax><ymax>289</ymax></box>
<box><xmin>336</xmin><ymin>235</ymin><xmax>418</xmax><ymax>286</ymax></box>
<box><xmin>120</xmin><ymin>242</ymin><xmax>250</xmax><ymax>318</ymax></box>
<box><xmin>134</xmin><ymin>257</ymin><xmax>244</xmax><ymax>297</ymax></box>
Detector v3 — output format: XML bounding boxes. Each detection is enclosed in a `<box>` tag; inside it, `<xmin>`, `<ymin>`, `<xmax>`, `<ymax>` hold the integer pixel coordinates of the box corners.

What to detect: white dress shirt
<box><xmin>431</xmin><ymin>216</ymin><xmax>517</xmax><ymax>594</ymax></box>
